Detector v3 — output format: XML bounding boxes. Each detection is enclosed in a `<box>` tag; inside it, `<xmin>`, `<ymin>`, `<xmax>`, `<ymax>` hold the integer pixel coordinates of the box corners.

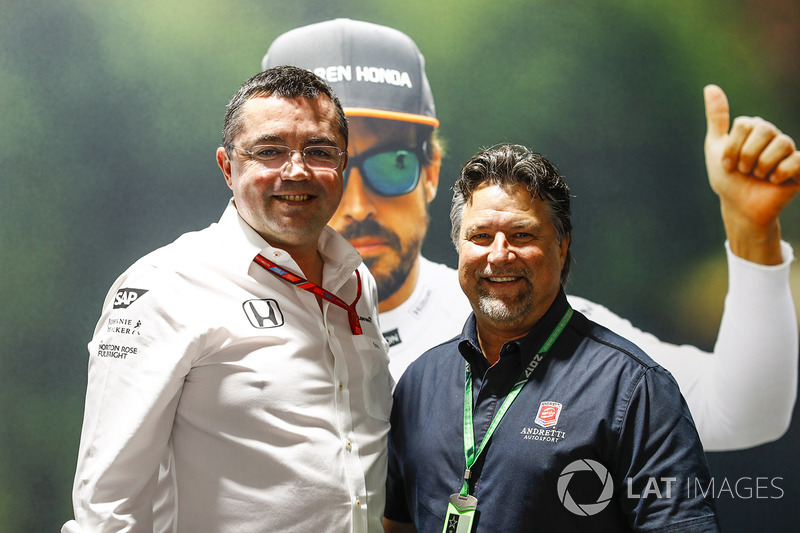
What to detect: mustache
<box><xmin>476</xmin><ymin>268</ymin><xmax>529</xmax><ymax>279</ymax></box>
<box><xmin>339</xmin><ymin>219</ymin><xmax>402</xmax><ymax>249</ymax></box>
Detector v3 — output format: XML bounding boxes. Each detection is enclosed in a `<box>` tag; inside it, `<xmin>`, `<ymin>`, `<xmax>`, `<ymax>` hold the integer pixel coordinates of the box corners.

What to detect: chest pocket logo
<box><xmin>243</xmin><ymin>299</ymin><xmax>284</xmax><ymax>329</ymax></box>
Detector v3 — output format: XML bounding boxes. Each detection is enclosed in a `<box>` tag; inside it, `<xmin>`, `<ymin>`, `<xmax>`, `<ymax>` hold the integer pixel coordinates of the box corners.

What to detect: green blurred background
<box><xmin>2</xmin><ymin>0</ymin><xmax>799</xmax><ymax>530</ymax></box>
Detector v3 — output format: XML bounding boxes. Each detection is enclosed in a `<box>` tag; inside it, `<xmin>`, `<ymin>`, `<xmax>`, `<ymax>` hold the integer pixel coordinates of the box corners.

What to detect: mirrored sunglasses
<box><xmin>344</xmin><ymin>144</ymin><xmax>426</xmax><ymax>197</ymax></box>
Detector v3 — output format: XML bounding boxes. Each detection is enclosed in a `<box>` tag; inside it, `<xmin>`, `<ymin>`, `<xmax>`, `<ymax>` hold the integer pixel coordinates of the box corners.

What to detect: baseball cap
<box><xmin>262</xmin><ymin>18</ymin><xmax>438</xmax><ymax>128</ymax></box>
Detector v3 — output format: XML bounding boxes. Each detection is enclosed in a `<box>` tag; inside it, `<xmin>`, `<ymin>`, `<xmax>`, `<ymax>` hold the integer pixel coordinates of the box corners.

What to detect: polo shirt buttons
<box><xmin>346</xmin><ymin>439</ymin><xmax>352</xmax><ymax>452</ymax></box>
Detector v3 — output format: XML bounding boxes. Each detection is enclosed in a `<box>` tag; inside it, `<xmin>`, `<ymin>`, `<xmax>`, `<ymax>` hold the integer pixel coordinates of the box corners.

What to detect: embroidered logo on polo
<box><xmin>535</xmin><ymin>401</ymin><xmax>563</xmax><ymax>428</ymax></box>
<box><xmin>243</xmin><ymin>299</ymin><xmax>284</xmax><ymax>329</ymax></box>
<box><xmin>520</xmin><ymin>401</ymin><xmax>567</xmax><ymax>443</ymax></box>
<box><xmin>113</xmin><ymin>288</ymin><xmax>148</xmax><ymax>309</ymax></box>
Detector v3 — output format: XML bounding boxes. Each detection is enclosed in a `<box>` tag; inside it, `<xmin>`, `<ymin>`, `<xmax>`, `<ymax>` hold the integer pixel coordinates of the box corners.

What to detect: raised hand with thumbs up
<box><xmin>704</xmin><ymin>84</ymin><xmax>800</xmax><ymax>265</ymax></box>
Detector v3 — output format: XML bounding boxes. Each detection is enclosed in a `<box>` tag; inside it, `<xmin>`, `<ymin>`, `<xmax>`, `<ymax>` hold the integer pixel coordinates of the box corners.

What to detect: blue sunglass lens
<box><xmin>359</xmin><ymin>149</ymin><xmax>421</xmax><ymax>196</ymax></box>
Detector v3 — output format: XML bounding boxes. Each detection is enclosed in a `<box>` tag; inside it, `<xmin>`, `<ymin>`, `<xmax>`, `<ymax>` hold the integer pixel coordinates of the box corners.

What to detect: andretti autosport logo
<box><xmin>557</xmin><ymin>459</ymin><xmax>614</xmax><ymax>516</ymax></box>
<box><xmin>535</xmin><ymin>401</ymin><xmax>562</xmax><ymax>428</ymax></box>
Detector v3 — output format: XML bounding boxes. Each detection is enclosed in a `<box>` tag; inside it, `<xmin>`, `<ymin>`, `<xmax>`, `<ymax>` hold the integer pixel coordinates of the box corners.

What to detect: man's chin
<box><xmin>362</xmin><ymin>255</ymin><xmax>388</xmax><ymax>272</ymax></box>
<box><xmin>374</xmin><ymin>272</ymin><xmax>405</xmax><ymax>301</ymax></box>
<box><xmin>359</xmin><ymin>236</ymin><xmax>422</xmax><ymax>305</ymax></box>
<box><xmin>477</xmin><ymin>297</ymin><xmax>530</xmax><ymax>325</ymax></box>
<box><xmin>369</xmin><ymin>262</ymin><xmax>413</xmax><ymax>304</ymax></box>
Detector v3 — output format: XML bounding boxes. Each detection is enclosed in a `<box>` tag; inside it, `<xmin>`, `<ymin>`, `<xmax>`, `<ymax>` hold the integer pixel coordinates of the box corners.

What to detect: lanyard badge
<box><xmin>443</xmin><ymin>307</ymin><xmax>573</xmax><ymax>532</ymax></box>
<box><xmin>442</xmin><ymin>493</ymin><xmax>477</xmax><ymax>533</ymax></box>
<box><xmin>253</xmin><ymin>253</ymin><xmax>364</xmax><ymax>335</ymax></box>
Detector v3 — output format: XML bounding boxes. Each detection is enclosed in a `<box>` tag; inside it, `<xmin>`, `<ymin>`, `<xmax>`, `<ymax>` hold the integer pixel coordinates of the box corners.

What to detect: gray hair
<box><xmin>450</xmin><ymin>143</ymin><xmax>572</xmax><ymax>285</ymax></box>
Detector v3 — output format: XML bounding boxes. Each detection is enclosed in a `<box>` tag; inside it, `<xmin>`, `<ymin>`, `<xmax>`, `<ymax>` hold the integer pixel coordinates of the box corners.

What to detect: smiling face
<box><xmin>329</xmin><ymin>117</ymin><xmax>440</xmax><ymax>310</ymax></box>
<box><xmin>457</xmin><ymin>181</ymin><xmax>569</xmax><ymax>336</ymax></box>
<box><xmin>216</xmin><ymin>94</ymin><xmax>346</xmax><ymax>257</ymax></box>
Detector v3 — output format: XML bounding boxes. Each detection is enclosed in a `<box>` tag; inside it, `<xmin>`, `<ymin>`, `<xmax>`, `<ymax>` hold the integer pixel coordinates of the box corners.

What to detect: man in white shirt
<box><xmin>262</xmin><ymin>18</ymin><xmax>800</xmax><ymax>451</ymax></box>
<box><xmin>63</xmin><ymin>66</ymin><xmax>392</xmax><ymax>532</ymax></box>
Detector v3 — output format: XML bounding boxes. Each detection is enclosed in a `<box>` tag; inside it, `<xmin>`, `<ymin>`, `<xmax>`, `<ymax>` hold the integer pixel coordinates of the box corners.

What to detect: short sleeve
<box><xmin>614</xmin><ymin>367</ymin><xmax>719</xmax><ymax>532</ymax></box>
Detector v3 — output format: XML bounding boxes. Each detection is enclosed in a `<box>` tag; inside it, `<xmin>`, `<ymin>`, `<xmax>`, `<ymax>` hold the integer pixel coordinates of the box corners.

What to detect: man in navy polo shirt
<box><xmin>383</xmin><ymin>144</ymin><xmax>719</xmax><ymax>532</ymax></box>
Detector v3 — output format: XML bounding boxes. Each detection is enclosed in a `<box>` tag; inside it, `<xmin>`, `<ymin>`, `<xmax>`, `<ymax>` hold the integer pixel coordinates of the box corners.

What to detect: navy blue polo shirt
<box><xmin>385</xmin><ymin>290</ymin><xmax>719</xmax><ymax>532</ymax></box>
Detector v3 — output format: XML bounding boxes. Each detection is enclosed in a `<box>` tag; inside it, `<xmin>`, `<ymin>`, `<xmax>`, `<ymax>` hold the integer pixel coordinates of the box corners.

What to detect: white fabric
<box><xmin>379</xmin><ymin>257</ymin><xmax>472</xmax><ymax>379</ymax></box>
<box><xmin>382</xmin><ymin>243</ymin><xmax>797</xmax><ymax>451</ymax></box>
<box><xmin>64</xmin><ymin>201</ymin><xmax>391</xmax><ymax>533</ymax></box>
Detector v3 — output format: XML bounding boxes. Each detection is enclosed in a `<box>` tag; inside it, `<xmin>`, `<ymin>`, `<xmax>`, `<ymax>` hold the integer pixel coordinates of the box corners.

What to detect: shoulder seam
<box><xmin>581</xmin><ymin>328</ymin><xmax>655</xmax><ymax>370</ymax></box>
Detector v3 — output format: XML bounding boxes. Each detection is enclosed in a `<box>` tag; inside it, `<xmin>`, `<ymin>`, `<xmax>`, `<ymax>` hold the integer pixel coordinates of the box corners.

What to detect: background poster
<box><xmin>2</xmin><ymin>0</ymin><xmax>798</xmax><ymax>530</ymax></box>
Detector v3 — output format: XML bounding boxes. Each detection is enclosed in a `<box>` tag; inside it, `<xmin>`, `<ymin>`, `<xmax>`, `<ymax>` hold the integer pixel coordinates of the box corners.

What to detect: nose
<box><xmin>337</xmin><ymin>168</ymin><xmax>377</xmax><ymax>221</ymax></box>
<box><xmin>281</xmin><ymin>151</ymin><xmax>310</xmax><ymax>181</ymax></box>
<box><xmin>487</xmin><ymin>233</ymin><xmax>516</xmax><ymax>265</ymax></box>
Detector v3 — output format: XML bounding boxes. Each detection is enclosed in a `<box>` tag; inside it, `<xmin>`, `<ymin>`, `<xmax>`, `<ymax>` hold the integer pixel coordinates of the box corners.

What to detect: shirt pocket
<box><xmin>353</xmin><ymin>334</ymin><xmax>393</xmax><ymax>421</ymax></box>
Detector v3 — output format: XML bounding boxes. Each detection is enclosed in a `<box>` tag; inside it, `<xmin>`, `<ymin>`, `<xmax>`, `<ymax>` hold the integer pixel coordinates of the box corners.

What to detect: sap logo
<box><xmin>113</xmin><ymin>288</ymin><xmax>149</xmax><ymax>309</ymax></box>
<box><xmin>243</xmin><ymin>299</ymin><xmax>284</xmax><ymax>329</ymax></box>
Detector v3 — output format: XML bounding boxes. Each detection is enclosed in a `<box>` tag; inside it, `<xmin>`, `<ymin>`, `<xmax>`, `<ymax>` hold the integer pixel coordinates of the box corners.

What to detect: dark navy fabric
<box><xmin>385</xmin><ymin>291</ymin><xmax>719</xmax><ymax>532</ymax></box>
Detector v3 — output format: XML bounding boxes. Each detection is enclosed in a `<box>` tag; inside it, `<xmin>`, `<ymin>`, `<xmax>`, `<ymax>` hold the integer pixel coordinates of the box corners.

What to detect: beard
<box><xmin>340</xmin><ymin>218</ymin><xmax>423</xmax><ymax>302</ymax></box>
<box><xmin>474</xmin><ymin>271</ymin><xmax>533</xmax><ymax>327</ymax></box>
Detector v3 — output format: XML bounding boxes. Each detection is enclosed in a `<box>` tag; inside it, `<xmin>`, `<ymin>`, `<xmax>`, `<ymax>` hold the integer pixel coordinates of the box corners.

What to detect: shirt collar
<box><xmin>215</xmin><ymin>198</ymin><xmax>363</xmax><ymax>276</ymax></box>
<box><xmin>458</xmin><ymin>289</ymin><xmax>570</xmax><ymax>370</ymax></box>
<box><xmin>215</xmin><ymin>199</ymin><xmax>271</xmax><ymax>273</ymax></box>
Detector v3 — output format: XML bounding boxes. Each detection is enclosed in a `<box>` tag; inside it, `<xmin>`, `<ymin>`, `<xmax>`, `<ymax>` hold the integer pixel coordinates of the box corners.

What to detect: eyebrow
<box><xmin>249</xmin><ymin>134</ymin><xmax>339</xmax><ymax>147</ymax></box>
<box><xmin>305</xmin><ymin>136</ymin><xmax>340</xmax><ymax>146</ymax></box>
<box><xmin>463</xmin><ymin>219</ymin><xmax>540</xmax><ymax>235</ymax></box>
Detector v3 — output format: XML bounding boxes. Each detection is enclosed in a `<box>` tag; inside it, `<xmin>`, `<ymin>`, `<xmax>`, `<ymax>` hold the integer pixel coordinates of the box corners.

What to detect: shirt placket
<box><xmin>325</xmin><ymin>302</ymin><xmax>370</xmax><ymax>533</ymax></box>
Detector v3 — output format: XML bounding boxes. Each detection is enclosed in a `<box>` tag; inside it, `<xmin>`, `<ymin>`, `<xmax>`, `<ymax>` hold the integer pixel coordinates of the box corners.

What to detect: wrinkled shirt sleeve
<box><xmin>64</xmin><ymin>265</ymin><xmax>195</xmax><ymax>532</ymax></box>
<box><xmin>571</xmin><ymin>241</ymin><xmax>797</xmax><ymax>451</ymax></box>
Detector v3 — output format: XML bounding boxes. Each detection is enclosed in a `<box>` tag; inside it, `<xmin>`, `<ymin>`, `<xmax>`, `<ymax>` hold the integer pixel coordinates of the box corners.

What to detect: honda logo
<box><xmin>243</xmin><ymin>299</ymin><xmax>284</xmax><ymax>329</ymax></box>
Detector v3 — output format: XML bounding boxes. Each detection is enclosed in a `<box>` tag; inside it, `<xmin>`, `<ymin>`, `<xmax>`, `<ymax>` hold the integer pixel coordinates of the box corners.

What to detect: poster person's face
<box><xmin>329</xmin><ymin>117</ymin><xmax>440</xmax><ymax>304</ymax></box>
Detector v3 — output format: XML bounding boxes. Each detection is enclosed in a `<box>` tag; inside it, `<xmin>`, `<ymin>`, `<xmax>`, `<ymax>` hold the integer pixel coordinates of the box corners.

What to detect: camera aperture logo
<box><xmin>558</xmin><ymin>459</ymin><xmax>614</xmax><ymax>516</ymax></box>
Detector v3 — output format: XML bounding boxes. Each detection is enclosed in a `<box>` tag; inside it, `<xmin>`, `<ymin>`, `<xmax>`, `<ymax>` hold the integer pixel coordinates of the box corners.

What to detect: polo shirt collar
<box><xmin>458</xmin><ymin>289</ymin><xmax>570</xmax><ymax>370</ymax></box>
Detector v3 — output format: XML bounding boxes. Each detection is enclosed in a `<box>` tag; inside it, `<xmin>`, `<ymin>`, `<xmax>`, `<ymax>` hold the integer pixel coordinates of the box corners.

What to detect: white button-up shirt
<box><xmin>64</xmin><ymin>201</ymin><xmax>392</xmax><ymax>532</ymax></box>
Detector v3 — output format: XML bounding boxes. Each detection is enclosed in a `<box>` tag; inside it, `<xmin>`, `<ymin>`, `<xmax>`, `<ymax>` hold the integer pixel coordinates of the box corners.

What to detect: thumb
<box><xmin>704</xmin><ymin>84</ymin><xmax>730</xmax><ymax>141</ymax></box>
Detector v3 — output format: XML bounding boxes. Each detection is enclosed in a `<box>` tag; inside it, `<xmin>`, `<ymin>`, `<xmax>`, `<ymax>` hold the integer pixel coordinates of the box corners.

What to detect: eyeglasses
<box><xmin>232</xmin><ymin>144</ymin><xmax>346</xmax><ymax>170</ymax></box>
<box><xmin>344</xmin><ymin>143</ymin><xmax>426</xmax><ymax>197</ymax></box>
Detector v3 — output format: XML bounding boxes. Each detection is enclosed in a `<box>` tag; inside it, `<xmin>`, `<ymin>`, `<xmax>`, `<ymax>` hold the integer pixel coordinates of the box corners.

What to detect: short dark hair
<box><xmin>450</xmin><ymin>143</ymin><xmax>573</xmax><ymax>285</ymax></box>
<box><xmin>221</xmin><ymin>65</ymin><xmax>348</xmax><ymax>153</ymax></box>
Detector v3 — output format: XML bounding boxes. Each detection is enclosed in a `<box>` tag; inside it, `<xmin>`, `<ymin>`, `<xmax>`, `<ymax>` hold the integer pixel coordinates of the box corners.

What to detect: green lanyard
<box><xmin>460</xmin><ymin>307</ymin><xmax>573</xmax><ymax>497</ymax></box>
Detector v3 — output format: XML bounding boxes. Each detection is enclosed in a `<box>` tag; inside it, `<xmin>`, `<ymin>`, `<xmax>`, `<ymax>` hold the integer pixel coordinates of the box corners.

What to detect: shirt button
<box><xmin>338</xmin><ymin>382</ymin><xmax>343</xmax><ymax>390</ymax></box>
<box><xmin>346</xmin><ymin>440</ymin><xmax>352</xmax><ymax>451</ymax></box>
<box><xmin>355</xmin><ymin>499</ymin><xmax>361</xmax><ymax>507</ymax></box>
